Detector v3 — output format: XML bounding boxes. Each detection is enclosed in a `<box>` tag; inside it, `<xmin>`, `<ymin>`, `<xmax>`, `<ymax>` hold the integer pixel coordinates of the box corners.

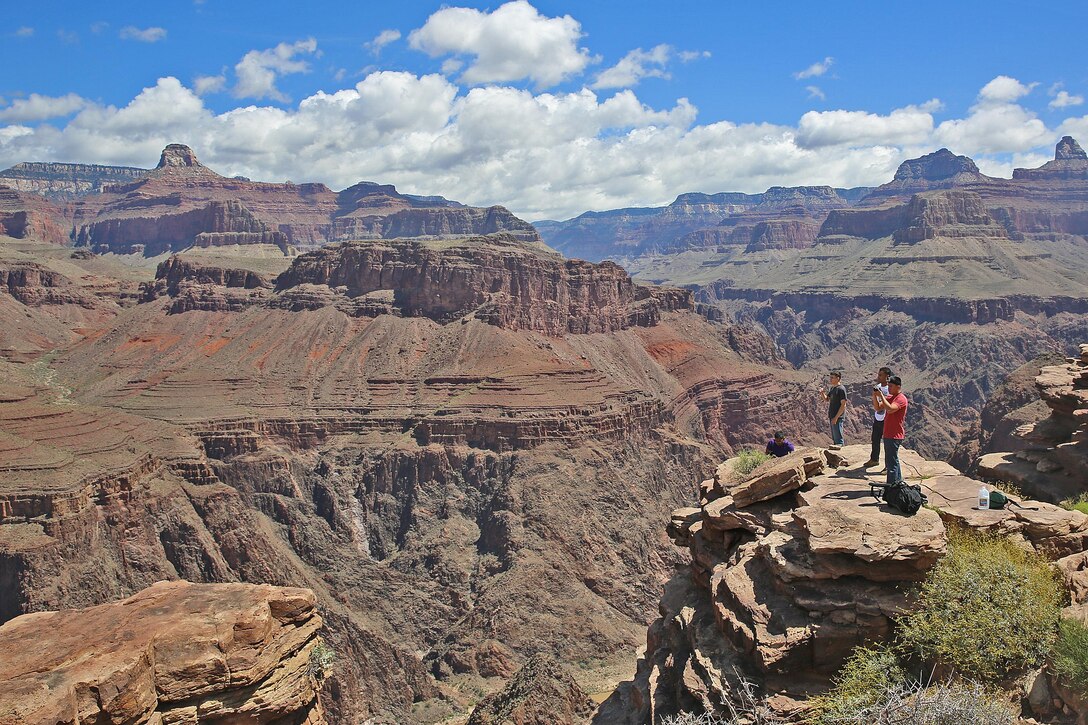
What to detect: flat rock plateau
<box><xmin>1</xmin><ymin>140</ymin><xmax>1087</xmax><ymax>724</ymax></box>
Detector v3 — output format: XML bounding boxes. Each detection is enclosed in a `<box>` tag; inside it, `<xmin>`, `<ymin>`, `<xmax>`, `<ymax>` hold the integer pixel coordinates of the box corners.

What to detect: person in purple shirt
<box><xmin>765</xmin><ymin>430</ymin><xmax>795</xmax><ymax>457</ymax></box>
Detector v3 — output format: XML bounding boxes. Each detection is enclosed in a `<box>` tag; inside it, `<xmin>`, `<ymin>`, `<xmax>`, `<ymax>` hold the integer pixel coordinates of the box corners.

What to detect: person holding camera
<box><xmin>866</xmin><ymin>367</ymin><xmax>892</xmax><ymax>468</ymax></box>
<box><xmin>875</xmin><ymin>375</ymin><xmax>909</xmax><ymax>487</ymax></box>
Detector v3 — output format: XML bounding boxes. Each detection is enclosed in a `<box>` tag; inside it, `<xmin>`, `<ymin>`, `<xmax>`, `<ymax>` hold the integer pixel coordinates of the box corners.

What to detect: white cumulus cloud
<box><xmin>796</xmin><ymin>104</ymin><xmax>936</xmax><ymax>148</ymax></box>
<box><xmin>1050</xmin><ymin>90</ymin><xmax>1084</xmax><ymax>109</ymax></box>
<box><xmin>233</xmin><ymin>38</ymin><xmax>318</xmax><ymax>102</ymax></box>
<box><xmin>408</xmin><ymin>1</ymin><xmax>594</xmax><ymax>87</ymax></box>
<box><xmin>806</xmin><ymin>86</ymin><xmax>826</xmax><ymax>101</ymax></box>
<box><xmin>794</xmin><ymin>57</ymin><xmax>833</xmax><ymax>80</ymax></box>
<box><xmin>593</xmin><ymin>44</ymin><xmax>673</xmax><ymax>90</ymax></box>
<box><xmin>366</xmin><ymin>29</ymin><xmax>401</xmax><ymax>55</ymax></box>
<box><xmin>0</xmin><ymin>74</ymin><xmax>1082</xmax><ymax>222</ymax></box>
<box><xmin>936</xmin><ymin>75</ymin><xmax>1049</xmax><ymax>154</ymax></box>
<box><xmin>193</xmin><ymin>74</ymin><xmax>227</xmax><ymax>95</ymax></box>
<box><xmin>977</xmin><ymin>75</ymin><xmax>1036</xmax><ymax>105</ymax></box>
<box><xmin>119</xmin><ymin>26</ymin><xmax>167</xmax><ymax>43</ymax></box>
<box><xmin>0</xmin><ymin>93</ymin><xmax>88</xmax><ymax>122</ymax></box>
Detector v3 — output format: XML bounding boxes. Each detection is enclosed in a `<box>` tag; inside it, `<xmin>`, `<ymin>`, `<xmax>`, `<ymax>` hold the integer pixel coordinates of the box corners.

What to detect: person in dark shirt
<box><xmin>765</xmin><ymin>430</ymin><xmax>795</xmax><ymax>457</ymax></box>
<box><xmin>820</xmin><ymin>371</ymin><xmax>847</xmax><ymax>447</ymax></box>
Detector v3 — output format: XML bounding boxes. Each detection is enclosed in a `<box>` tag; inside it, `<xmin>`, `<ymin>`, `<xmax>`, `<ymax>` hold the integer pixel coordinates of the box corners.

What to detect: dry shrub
<box><xmin>1051</xmin><ymin>615</ymin><xmax>1088</xmax><ymax>695</ymax></box>
<box><xmin>731</xmin><ymin>450</ymin><xmax>773</xmax><ymax>479</ymax></box>
<box><xmin>897</xmin><ymin>526</ymin><xmax>1063</xmax><ymax>682</ymax></box>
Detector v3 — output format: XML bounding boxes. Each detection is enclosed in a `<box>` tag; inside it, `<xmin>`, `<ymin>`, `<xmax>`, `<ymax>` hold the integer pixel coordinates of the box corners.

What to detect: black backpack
<box><xmin>880</xmin><ymin>481</ymin><xmax>926</xmax><ymax>515</ymax></box>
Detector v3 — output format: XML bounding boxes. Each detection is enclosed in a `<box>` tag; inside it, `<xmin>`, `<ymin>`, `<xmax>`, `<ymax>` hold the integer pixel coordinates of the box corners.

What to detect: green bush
<box><xmin>307</xmin><ymin>637</ymin><xmax>336</xmax><ymax>681</ymax></box>
<box><xmin>1060</xmin><ymin>493</ymin><xmax>1088</xmax><ymax>515</ymax></box>
<box><xmin>731</xmin><ymin>449</ymin><xmax>773</xmax><ymax>479</ymax></box>
<box><xmin>897</xmin><ymin>527</ymin><xmax>1063</xmax><ymax>682</ymax></box>
<box><xmin>812</xmin><ymin>645</ymin><xmax>905</xmax><ymax>724</ymax></box>
<box><xmin>1051</xmin><ymin>615</ymin><xmax>1088</xmax><ymax>695</ymax></box>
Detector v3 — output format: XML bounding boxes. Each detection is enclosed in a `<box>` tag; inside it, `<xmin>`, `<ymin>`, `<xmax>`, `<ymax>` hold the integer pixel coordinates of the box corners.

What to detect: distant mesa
<box><xmin>893</xmin><ymin>148</ymin><xmax>980</xmax><ymax>182</ymax></box>
<box><xmin>0</xmin><ymin>143</ymin><xmax>540</xmax><ymax>256</ymax></box>
<box><xmin>1014</xmin><ymin>135</ymin><xmax>1088</xmax><ymax>181</ymax></box>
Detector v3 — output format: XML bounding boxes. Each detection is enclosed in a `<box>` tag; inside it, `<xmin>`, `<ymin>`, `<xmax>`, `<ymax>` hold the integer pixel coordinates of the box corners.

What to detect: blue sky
<box><xmin>2</xmin><ymin>1</ymin><xmax>1087</xmax><ymax>220</ymax></box>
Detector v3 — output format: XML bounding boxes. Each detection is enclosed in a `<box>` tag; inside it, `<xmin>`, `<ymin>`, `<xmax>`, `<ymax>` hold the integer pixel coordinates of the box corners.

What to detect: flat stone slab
<box><xmin>923</xmin><ymin>474</ymin><xmax>1088</xmax><ymax>558</ymax></box>
<box><xmin>794</xmin><ymin>475</ymin><xmax>946</xmax><ymax>580</ymax></box>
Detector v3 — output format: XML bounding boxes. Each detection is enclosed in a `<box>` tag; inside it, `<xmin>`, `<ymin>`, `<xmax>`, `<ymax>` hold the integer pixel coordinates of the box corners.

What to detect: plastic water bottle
<box><xmin>978</xmin><ymin>486</ymin><xmax>990</xmax><ymax>510</ymax></box>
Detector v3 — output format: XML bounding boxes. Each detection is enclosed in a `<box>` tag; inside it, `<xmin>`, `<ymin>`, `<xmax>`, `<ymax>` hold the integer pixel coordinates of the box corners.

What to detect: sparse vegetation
<box><xmin>1060</xmin><ymin>492</ymin><xmax>1088</xmax><ymax>515</ymax></box>
<box><xmin>897</xmin><ymin>526</ymin><xmax>1063</xmax><ymax>682</ymax></box>
<box><xmin>1051</xmin><ymin>615</ymin><xmax>1088</xmax><ymax>696</ymax></box>
<box><xmin>814</xmin><ymin>678</ymin><xmax>1015</xmax><ymax>725</ymax></box>
<box><xmin>659</xmin><ymin>671</ymin><xmax>785</xmax><ymax>725</ymax></box>
<box><xmin>812</xmin><ymin>645</ymin><xmax>905</xmax><ymax>724</ymax></box>
<box><xmin>307</xmin><ymin>637</ymin><xmax>336</xmax><ymax>681</ymax></box>
<box><xmin>731</xmin><ymin>449</ymin><xmax>773</xmax><ymax>479</ymax></box>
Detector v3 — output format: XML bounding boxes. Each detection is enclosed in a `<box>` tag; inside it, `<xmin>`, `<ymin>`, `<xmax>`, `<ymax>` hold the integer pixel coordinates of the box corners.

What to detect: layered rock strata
<box><xmin>977</xmin><ymin>343</ymin><xmax>1088</xmax><ymax>502</ymax></box>
<box><xmin>59</xmin><ymin>144</ymin><xmax>538</xmax><ymax>255</ymax></box>
<box><xmin>0</xmin><ymin>221</ymin><xmax>831</xmax><ymax>722</ymax></box>
<box><xmin>0</xmin><ymin>580</ymin><xmax>326</xmax><ymax>725</ymax></box>
<box><xmin>274</xmin><ymin>235</ymin><xmax>692</xmax><ymax>334</ymax></box>
<box><xmin>0</xmin><ymin>185</ymin><xmax>69</xmax><ymax>245</ymax></box>
<box><xmin>606</xmin><ymin>443</ymin><xmax>1088</xmax><ymax>722</ymax></box>
<box><xmin>0</xmin><ymin>160</ymin><xmax>149</xmax><ymax>199</ymax></box>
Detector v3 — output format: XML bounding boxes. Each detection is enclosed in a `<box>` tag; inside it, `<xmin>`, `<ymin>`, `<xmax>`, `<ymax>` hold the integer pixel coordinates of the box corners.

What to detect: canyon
<box><xmin>0</xmin><ymin>145</ymin><xmax>827</xmax><ymax>723</ymax></box>
<box><xmin>537</xmin><ymin>137</ymin><xmax>1088</xmax><ymax>459</ymax></box>
<box><xmin>1</xmin><ymin>138</ymin><xmax>1086</xmax><ymax>723</ymax></box>
<box><xmin>592</xmin><ymin>342</ymin><xmax>1088</xmax><ymax>723</ymax></box>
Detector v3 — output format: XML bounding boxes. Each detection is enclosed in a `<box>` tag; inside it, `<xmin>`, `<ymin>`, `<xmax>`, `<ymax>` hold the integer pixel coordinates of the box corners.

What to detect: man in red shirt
<box><xmin>875</xmin><ymin>375</ymin><xmax>908</xmax><ymax>487</ymax></box>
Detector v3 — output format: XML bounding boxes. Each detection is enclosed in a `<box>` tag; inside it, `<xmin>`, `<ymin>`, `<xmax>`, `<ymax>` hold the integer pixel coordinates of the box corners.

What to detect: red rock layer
<box><xmin>274</xmin><ymin>235</ymin><xmax>694</xmax><ymax>335</ymax></box>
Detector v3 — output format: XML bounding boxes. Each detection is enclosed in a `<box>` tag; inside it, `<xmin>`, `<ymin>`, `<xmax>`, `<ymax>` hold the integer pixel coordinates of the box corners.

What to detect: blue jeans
<box><xmin>884</xmin><ymin>438</ymin><xmax>903</xmax><ymax>486</ymax></box>
<box><xmin>830</xmin><ymin>417</ymin><xmax>844</xmax><ymax>446</ymax></box>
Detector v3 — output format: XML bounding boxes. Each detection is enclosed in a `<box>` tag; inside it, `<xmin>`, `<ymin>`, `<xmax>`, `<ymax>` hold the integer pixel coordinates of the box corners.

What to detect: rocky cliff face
<box><xmin>599</xmin><ymin>443</ymin><xmax>1088</xmax><ymax>722</ymax></box>
<box><xmin>976</xmin><ymin>343</ymin><xmax>1088</xmax><ymax>502</ymax></box>
<box><xmin>535</xmin><ymin>187</ymin><xmax>870</xmax><ymax>261</ymax></box>
<box><xmin>617</xmin><ymin>140</ymin><xmax>1088</xmax><ymax>459</ymax></box>
<box><xmin>274</xmin><ymin>235</ymin><xmax>692</xmax><ymax>335</ymax></box>
<box><xmin>861</xmin><ymin>148</ymin><xmax>985</xmax><ymax>203</ymax></box>
<box><xmin>1015</xmin><ymin>135</ymin><xmax>1088</xmax><ymax>181</ymax></box>
<box><xmin>0</xmin><ymin>160</ymin><xmax>149</xmax><ymax>200</ymax></box>
<box><xmin>0</xmin><ymin>186</ymin><xmax>70</xmax><ymax>245</ymax></box>
<box><xmin>2</xmin><ymin>144</ymin><xmax>539</xmax><ymax>256</ymax></box>
<box><xmin>0</xmin><ymin>213</ymin><xmax>829</xmax><ymax>722</ymax></box>
<box><xmin>0</xmin><ymin>580</ymin><xmax>327</xmax><ymax>724</ymax></box>
<box><xmin>535</xmin><ymin>192</ymin><xmax>766</xmax><ymax>262</ymax></box>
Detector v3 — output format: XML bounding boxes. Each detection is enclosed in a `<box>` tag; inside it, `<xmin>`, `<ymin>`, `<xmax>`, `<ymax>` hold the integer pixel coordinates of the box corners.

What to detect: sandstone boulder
<box><xmin>0</xmin><ymin>580</ymin><xmax>325</xmax><ymax>725</ymax></box>
<box><xmin>717</xmin><ymin>448</ymin><xmax>824</xmax><ymax>508</ymax></box>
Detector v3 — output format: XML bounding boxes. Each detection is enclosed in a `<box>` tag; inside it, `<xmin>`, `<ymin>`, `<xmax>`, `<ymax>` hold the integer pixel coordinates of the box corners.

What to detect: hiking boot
<box><xmin>829</xmin><ymin>444</ymin><xmax>842</xmax><ymax>450</ymax></box>
<box><xmin>863</xmin><ymin>459</ymin><xmax>879</xmax><ymax>467</ymax></box>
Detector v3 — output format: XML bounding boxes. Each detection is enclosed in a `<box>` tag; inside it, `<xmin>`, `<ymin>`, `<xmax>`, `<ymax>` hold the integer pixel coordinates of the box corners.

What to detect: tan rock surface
<box><xmin>616</xmin><ymin>442</ymin><xmax>1084</xmax><ymax>721</ymax></box>
<box><xmin>0</xmin><ymin>580</ymin><xmax>325</xmax><ymax>725</ymax></box>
